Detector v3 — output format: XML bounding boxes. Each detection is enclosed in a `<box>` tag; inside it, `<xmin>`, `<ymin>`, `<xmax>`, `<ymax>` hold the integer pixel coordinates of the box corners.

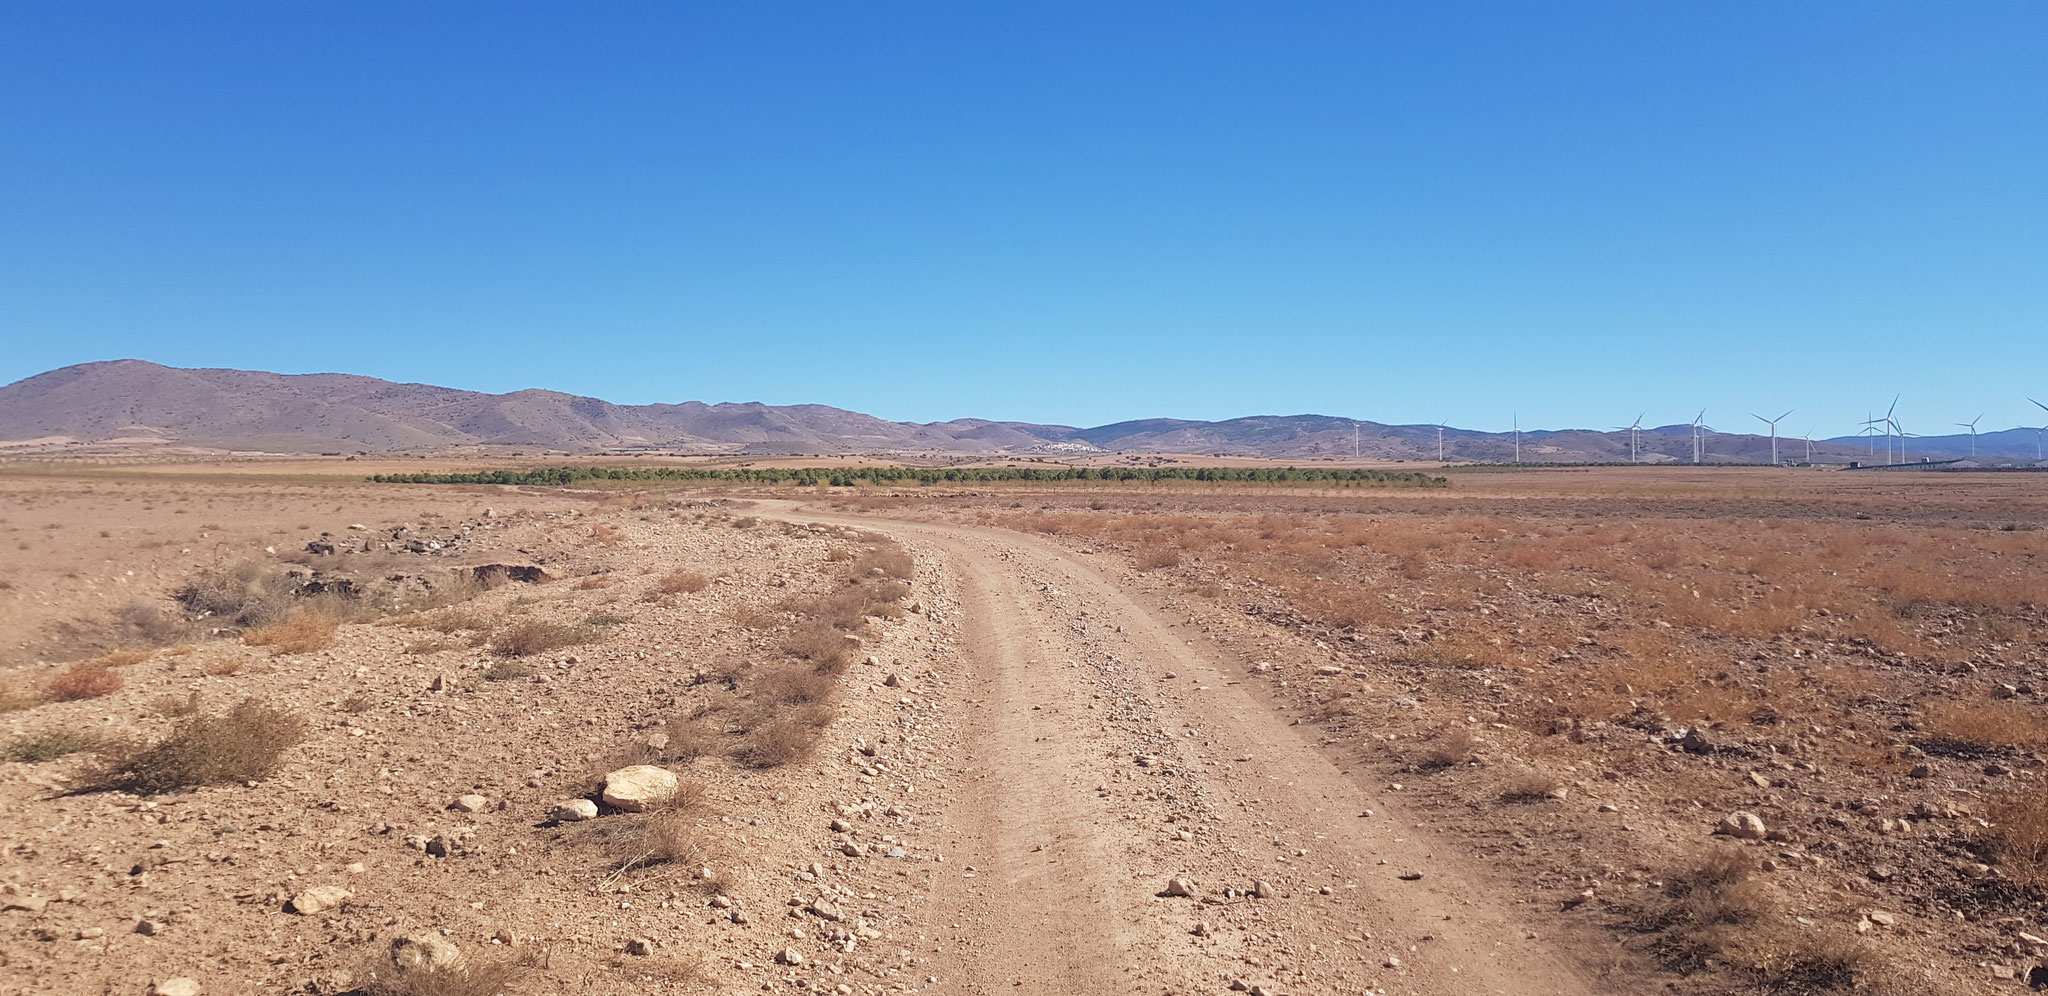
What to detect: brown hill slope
<box><xmin>0</xmin><ymin>360</ymin><xmax>1870</xmax><ymax>462</ymax></box>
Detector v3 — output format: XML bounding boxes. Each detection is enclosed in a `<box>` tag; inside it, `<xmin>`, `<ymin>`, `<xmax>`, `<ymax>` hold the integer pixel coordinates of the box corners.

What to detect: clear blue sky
<box><xmin>3</xmin><ymin>3</ymin><xmax>2043</xmax><ymax>435</ymax></box>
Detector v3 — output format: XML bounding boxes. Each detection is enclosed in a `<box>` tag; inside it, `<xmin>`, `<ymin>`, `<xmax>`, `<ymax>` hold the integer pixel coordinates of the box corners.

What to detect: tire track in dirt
<box><xmin>762</xmin><ymin>502</ymin><xmax>1606</xmax><ymax>995</ymax></box>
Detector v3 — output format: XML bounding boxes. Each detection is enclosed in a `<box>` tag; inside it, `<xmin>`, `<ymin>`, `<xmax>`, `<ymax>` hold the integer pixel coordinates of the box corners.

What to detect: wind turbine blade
<box><xmin>1777</xmin><ymin>410</ymin><xmax>1792</xmax><ymax>421</ymax></box>
<box><xmin>2032</xmin><ymin>398</ymin><xmax>2048</xmax><ymax>414</ymax></box>
<box><xmin>1885</xmin><ymin>394</ymin><xmax>1899</xmax><ymax>418</ymax></box>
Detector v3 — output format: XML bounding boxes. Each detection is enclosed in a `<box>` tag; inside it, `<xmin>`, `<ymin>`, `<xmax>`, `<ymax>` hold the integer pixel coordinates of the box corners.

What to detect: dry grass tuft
<box><xmin>1629</xmin><ymin>848</ymin><xmax>1874</xmax><ymax>989</ymax></box>
<box><xmin>47</xmin><ymin>659</ymin><xmax>123</xmax><ymax>701</ymax></box>
<box><xmin>243</xmin><ymin>609</ymin><xmax>342</xmax><ymax>655</ymax></box>
<box><xmin>1424</xmin><ymin>726</ymin><xmax>1475</xmax><ymax>770</ymax></box>
<box><xmin>1133</xmin><ymin>545</ymin><xmax>1182</xmax><ymax>570</ymax></box>
<box><xmin>1496</xmin><ymin>766</ymin><xmax>1565</xmax><ymax>803</ymax></box>
<box><xmin>1920</xmin><ymin>700</ymin><xmax>2048</xmax><ymax>750</ymax></box>
<box><xmin>7</xmin><ymin>730</ymin><xmax>104</xmax><ymax>763</ymax></box>
<box><xmin>653</xmin><ymin>570</ymin><xmax>710</xmax><ymax>595</ymax></box>
<box><xmin>1986</xmin><ymin>790</ymin><xmax>2048</xmax><ymax>888</ymax></box>
<box><xmin>98</xmin><ymin>698</ymin><xmax>307</xmax><ymax>794</ymax></box>
<box><xmin>489</xmin><ymin>619</ymin><xmax>596</xmax><ymax>657</ymax></box>
<box><xmin>482</xmin><ymin>659</ymin><xmax>534</xmax><ymax>682</ymax></box>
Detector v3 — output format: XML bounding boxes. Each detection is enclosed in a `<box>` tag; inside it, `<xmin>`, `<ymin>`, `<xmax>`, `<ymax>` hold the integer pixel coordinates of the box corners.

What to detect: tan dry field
<box><xmin>2</xmin><ymin>464</ymin><xmax>2046</xmax><ymax>995</ymax></box>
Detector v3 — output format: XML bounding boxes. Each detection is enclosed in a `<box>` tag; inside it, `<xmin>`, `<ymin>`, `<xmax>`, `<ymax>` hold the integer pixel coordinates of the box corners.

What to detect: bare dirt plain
<box><xmin>3</xmin><ymin>465</ymin><xmax>2046</xmax><ymax>995</ymax></box>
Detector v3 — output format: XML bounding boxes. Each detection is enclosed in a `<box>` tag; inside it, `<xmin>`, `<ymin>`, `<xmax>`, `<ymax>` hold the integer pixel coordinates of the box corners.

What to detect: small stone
<box><xmin>1867</xmin><ymin>864</ymin><xmax>1896</xmax><ymax>883</ymax></box>
<box><xmin>1866</xmin><ymin>911</ymin><xmax>1896</xmax><ymax>927</ymax></box>
<box><xmin>601</xmin><ymin>765</ymin><xmax>680</xmax><ymax>813</ymax></box>
<box><xmin>625</xmin><ymin>938</ymin><xmax>653</xmax><ymax>956</ymax></box>
<box><xmin>451</xmin><ymin>794</ymin><xmax>489</xmax><ymax>813</ymax></box>
<box><xmin>1678</xmin><ymin>729</ymin><xmax>1712</xmax><ymax>754</ymax></box>
<box><xmin>1714</xmin><ymin>811</ymin><xmax>1768</xmax><ymax>840</ymax></box>
<box><xmin>883</xmin><ymin>673</ymin><xmax>902</xmax><ymax>688</ymax></box>
<box><xmin>841</xmin><ymin>842</ymin><xmax>864</xmax><ymax>857</ymax></box>
<box><xmin>1250</xmin><ymin>880</ymin><xmax>1274</xmax><ymax>899</ymax></box>
<box><xmin>777</xmin><ymin>946</ymin><xmax>805</xmax><ymax>965</ymax></box>
<box><xmin>150</xmin><ymin>980</ymin><xmax>201</xmax><ymax>996</ymax></box>
<box><xmin>1384</xmin><ymin>955</ymin><xmax>1402</xmax><ymax>968</ymax></box>
<box><xmin>287</xmin><ymin>885</ymin><xmax>352</xmax><ymax>915</ymax></box>
<box><xmin>551</xmin><ymin>799</ymin><xmax>599</xmax><ymax>822</ymax></box>
<box><xmin>1908</xmin><ymin>764</ymin><xmax>1932</xmax><ymax>778</ymax></box>
<box><xmin>2</xmin><ymin>895</ymin><xmax>48</xmax><ymax>913</ymax></box>
<box><xmin>1747</xmin><ymin>771</ymin><xmax>1770</xmax><ymax>788</ymax></box>
<box><xmin>1161</xmin><ymin>877</ymin><xmax>1197</xmax><ymax>898</ymax></box>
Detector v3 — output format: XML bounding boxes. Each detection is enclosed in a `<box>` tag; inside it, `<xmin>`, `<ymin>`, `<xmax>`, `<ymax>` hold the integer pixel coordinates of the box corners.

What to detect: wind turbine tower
<box><xmin>1690</xmin><ymin>409</ymin><xmax>1707</xmax><ymax>465</ymax></box>
<box><xmin>1751</xmin><ymin>410</ymin><xmax>1792</xmax><ymax>466</ymax></box>
<box><xmin>1955</xmin><ymin>414</ymin><xmax>1984</xmax><ymax>457</ymax></box>
<box><xmin>1513</xmin><ymin>414</ymin><xmax>1521</xmax><ymax>464</ymax></box>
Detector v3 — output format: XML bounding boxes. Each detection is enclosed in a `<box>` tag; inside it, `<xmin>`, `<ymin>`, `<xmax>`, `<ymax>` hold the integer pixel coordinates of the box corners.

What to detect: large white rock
<box><xmin>150</xmin><ymin>980</ymin><xmax>201</xmax><ymax>996</ymax></box>
<box><xmin>601</xmin><ymin>765</ymin><xmax>680</xmax><ymax>813</ymax></box>
<box><xmin>287</xmin><ymin>885</ymin><xmax>352</xmax><ymax>915</ymax></box>
<box><xmin>551</xmin><ymin>798</ymin><xmax>599</xmax><ymax>822</ymax></box>
<box><xmin>1714</xmin><ymin>811</ymin><xmax>1769</xmax><ymax>840</ymax></box>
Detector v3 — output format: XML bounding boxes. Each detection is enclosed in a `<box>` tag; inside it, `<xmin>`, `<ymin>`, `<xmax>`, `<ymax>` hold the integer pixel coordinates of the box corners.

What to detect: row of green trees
<box><xmin>369</xmin><ymin>464</ymin><xmax>1448</xmax><ymax>488</ymax></box>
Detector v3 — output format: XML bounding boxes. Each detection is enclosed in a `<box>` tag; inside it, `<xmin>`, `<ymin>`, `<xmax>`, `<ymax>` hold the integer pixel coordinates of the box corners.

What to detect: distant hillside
<box><xmin>0</xmin><ymin>359</ymin><xmax>1902</xmax><ymax>463</ymax></box>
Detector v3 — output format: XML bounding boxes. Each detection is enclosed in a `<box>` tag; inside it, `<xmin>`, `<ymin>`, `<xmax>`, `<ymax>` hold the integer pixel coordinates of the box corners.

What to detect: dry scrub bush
<box><xmin>7</xmin><ymin>730</ymin><xmax>103</xmax><ymax>763</ymax></box>
<box><xmin>47</xmin><ymin>659</ymin><xmax>123</xmax><ymax>700</ymax></box>
<box><xmin>1920</xmin><ymin>700</ymin><xmax>2048</xmax><ymax>750</ymax></box>
<box><xmin>573</xmin><ymin>575</ymin><xmax>614</xmax><ymax>590</ymax></box>
<box><xmin>593</xmin><ymin>780</ymin><xmax>710</xmax><ymax>871</ymax></box>
<box><xmin>489</xmin><ymin>620</ymin><xmax>596</xmax><ymax>657</ymax></box>
<box><xmin>1133</xmin><ymin>545</ymin><xmax>1182</xmax><ymax>570</ymax></box>
<box><xmin>1423</xmin><ymin>726</ymin><xmax>1474</xmax><ymax>770</ymax></box>
<box><xmin>1986</xmin><ymin>791</ymin><xmax>2048</xmax><ymax>888</ymax></box>
<box><xmin>405</xmin><ymin>637</ymin><xmax>452</xmax><ymax>656</ymax></box>
<box><xmin>653</xmin><ymin>570</ymin><xmax>710</xmax><ymax>595</ymax></box>
<box><xmin>1632</xmin><ymin>849</ymin><xmax>1873</xmax><ymax>990</ymax></box>
<box><xmin>733</xmin><ymin>708</ymin><xmax>833</xmax><ymax>768</ymax></box>
<box><xmin>851</xmin><ymin>547</ymin><xmax>914</xmax><ymax>580</ymax></box>
<box><xmin>243</xmin><ymin>609</ymin><xmax>342</xmax><ymax>654</ymax></box>
<box><xmin>483</xmin><ymin>659</ymin><xmax>533</xmax><ymax>681</ymax></box>
<box><xmin>1496</xmin><ymin>767</ymin><xmax>1565</xmax><ymax>803</ymax></box>
<box><xmin>99</xmin><ymin>698</ymin><xmax>306</xmax><ymax>794</ymax></box>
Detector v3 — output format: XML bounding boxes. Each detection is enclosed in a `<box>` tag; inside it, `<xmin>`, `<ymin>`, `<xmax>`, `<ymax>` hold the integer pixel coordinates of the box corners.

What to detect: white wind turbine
<box><xmin>2033</xmin><ymin>399</ymin><xmax>2048</xmax><ymax>462</ymax></box>
<box><xmin>1513</xmin><ymin>413</ymin><xmax>1521</xmax><ymax>464</ymax></box>
<box><xmin>1864</xmin><ymin>395</ymin><xmax>1900</xmax><ymax>465</ymax></box>
<box><xmin>1612</xmin><ymin>412</ymin><xmax>1644</xmax><ymax>463</ymax></box>
<box><xmin>1435</xmin><ymin>418</ymin><xmax>1449</xmax><ymax>463</ymax></box>
<box><xmin>1689</xmin><ymin>408</ymin><xmax>1709</xmax><ymax>464</ymax></box>
<box><xmin>1751</xmin><ymin>409</ymin><xmax>1792</xmax><ymax>465</ymax></box>
<box><xmin>1802</xmin><ymin>428</ymin><xmax>1813</xmax><ymax>464</ymax></box>
<box><xmin>1955</xmin><ymin>413</ymin><xmax>1984</xmax><ymax>457</ymax></box>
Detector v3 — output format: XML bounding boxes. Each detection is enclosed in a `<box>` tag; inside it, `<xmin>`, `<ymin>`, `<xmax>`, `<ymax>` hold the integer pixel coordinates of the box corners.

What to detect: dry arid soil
<box><xmin>3</xmin><ymin>465</ymin><xmax>2047</xmax><ymax>995</ymax></box>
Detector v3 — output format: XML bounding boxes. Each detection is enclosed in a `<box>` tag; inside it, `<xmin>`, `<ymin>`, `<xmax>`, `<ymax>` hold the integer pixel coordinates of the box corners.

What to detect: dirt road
<box><xmin>763</xmin><ymin>502</ymin><xmax>1604</xmax><ymax>996</ymax></box>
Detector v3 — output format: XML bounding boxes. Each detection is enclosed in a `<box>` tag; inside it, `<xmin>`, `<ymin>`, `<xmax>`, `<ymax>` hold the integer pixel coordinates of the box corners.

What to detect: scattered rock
<box><xmin>286</xmin><ymin>885</ymin><xmax>352</xmax><ymax>915</ymax></box>
<box><xmin>1678</xmin><ymin>729</ymin><xmax>1712</xmax><ymax>754</ymax></box>
<box><xmin>1250</xmin><ymin>879</ymin><xmax>1274</xmax><ymax>899</ymax></box>
<box><xmin>150</xmin><ymin>980</ymin><xmax>201</xmax><ymax>996</ymax></box>
<box><xmin>625</xmin><ymin>938</ymin><xmax>653</xmax><ymax>956</ymax></box>
<box><xmin>451</xmin><ymin>794</ymin><xmax>489</xmax><ymax>813</ymax></box>
<box><xmin>601</xmin><ymin>765</ymin><xmax>680</xmax><ymax>812</ymax></box>
<box><xmin>776</xmin><ymin>946</ymin><xmax>805</xmax><ymax>965</ymax></box>
<box><xmin>1714</xmin><ymin>811</ymin><xmax>1768</xmax><ymax>840</ymax></box>
<box><xmin>551</xmin><ymin>799</ymin><xmax>599</xmax><ymax>822</ymax></box>
<box><xmin>1161</xmin><ymin>877</ymin><xmax>1197</xmax><ymax>898</ymax></box>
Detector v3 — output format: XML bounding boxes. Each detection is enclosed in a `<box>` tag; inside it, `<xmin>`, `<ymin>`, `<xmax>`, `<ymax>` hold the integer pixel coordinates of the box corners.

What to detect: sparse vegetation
<box><xmin>652</xmin><ymin>569</ymin><xmax>709</xmax><ymax>594</ymax></box>
<box><xmin>97</xmin><ymin>698</ymin><xmax>307</xmax><ymax>794</ymax></box>
<box><xmin>488</xmin><ymin>619</ymin><xmax>596</xmax><ymax>657</ymax></box>
<box><xmin>47</xmin><ymin>658</ymin><xmax>123</xmax><ymax>700</ymax></box>
<box><xmin>1986</xmin><ymin>790</ymin><xmax>2048</xmax><ymax>888</ymax></box>
<box><xmin>7</xmin><ymin>730</ymin><xmax>103</xmax><ymax>763</ymax></box>
<box><xmin>243</xmin><ymin>608</ymin><xmax>342</xmax><ymax>654</ymax></box>
<box><xmin>482</xmin><ymin>659</ymin><xmax>534</xmax><ymax>681</ymax></box>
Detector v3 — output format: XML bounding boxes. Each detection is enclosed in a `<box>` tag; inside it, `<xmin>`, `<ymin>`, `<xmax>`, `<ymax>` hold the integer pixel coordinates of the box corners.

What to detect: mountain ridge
<box><xmin>4</xmin><ymin>360</ymin><xmax>2034</xmax><ymax>463</ymax></box>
